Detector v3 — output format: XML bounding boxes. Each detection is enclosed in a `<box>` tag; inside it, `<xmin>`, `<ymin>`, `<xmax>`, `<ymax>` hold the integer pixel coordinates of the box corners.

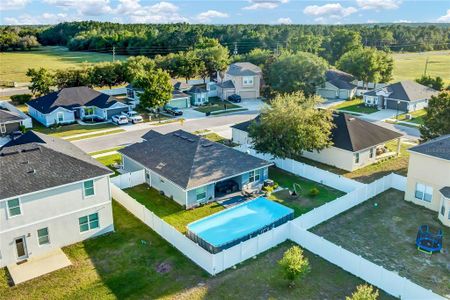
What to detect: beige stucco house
<box><xmin>217</xmin><ymin>62</ymin><xmax>262</xmax><ymax>100</ymax></box>
<box><xmin>232</xmin><ymin>113</ymin><xmax>402</xmax><ymax>172</ymax></box>
<box><xmin>405</xmin><ymin>135</ymin><xmax>450</xmax><ymax>227</ymax></box>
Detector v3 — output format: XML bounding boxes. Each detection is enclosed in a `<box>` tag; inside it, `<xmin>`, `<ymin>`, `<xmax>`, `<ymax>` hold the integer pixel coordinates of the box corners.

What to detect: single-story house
<box><xmin>119</xmin><ymin>129</ymin><xmax>272</xmax><ymax>209</ymax></box>
<box><xmin>232</xmin><ymin>112</ymin><xmax>402</xmax><ymax>171</ymax></box>
<box><xmin>187</xmin><ymin>86</ymin><xmax>209</xmax><ymax>106</ymax></box>
<box><xmin>126</xmin><ymin>81</ymin><xmax>192</xmax><ymax>109</ymax></box>
<box><xmin>0</xmin><ymin>131</ymin><xmax>114</xmax><ymax>268</ymax></box>
<box><xmin>405</xmin><ymin>135</ymin><xmax>450</xmax><ymax>227</ymax></box>
<box><xmin>316</xmin><ymin>69</ymin><xmax>357</xmax><ymax>100</ymax></box>
<box><xmin>27</xmin><ymin>86</ymin><xmax>130</xmax><ymax>127</ymax></box>
<box><xmin>216</xmin><ymin>62</ymin><xmax>262</xmax><ymax>100</ymax></box>
<box><xmin>363</xmin><ymin>80</ymin><xmax>438</xmax><ymax>112</ymax></box>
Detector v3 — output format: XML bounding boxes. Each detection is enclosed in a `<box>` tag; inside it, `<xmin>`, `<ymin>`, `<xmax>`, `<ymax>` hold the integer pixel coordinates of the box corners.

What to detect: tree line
<box><xmin>0</xmin><ymin>26</ymin><xmax>41</xmax><ymax>51</ymax></box>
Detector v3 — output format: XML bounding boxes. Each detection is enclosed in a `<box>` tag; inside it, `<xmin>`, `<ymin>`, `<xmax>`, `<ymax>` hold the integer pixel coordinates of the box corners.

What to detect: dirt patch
<box><xmin>156</xmin><ymin>261</ymin><xmax>173</xmax><ymax>274</ymax></box>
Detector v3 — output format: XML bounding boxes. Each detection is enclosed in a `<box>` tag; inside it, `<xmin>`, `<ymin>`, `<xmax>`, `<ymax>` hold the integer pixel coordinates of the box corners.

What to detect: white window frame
<box><xmin>56</xmin><ymin>112</ymin><xmax>64</xmax><ymax>123</ymax></box>
<box><xmin>0</xmin><ymin>123</ymin><xmax>6</xmax><ymax>134</ymax></box>
<box><xmin>354</xmin><ymin>153</ymin><xmax>360</xmax><ymax>164</ymax></box>
<box><xmin>79</xmin><ymin>213</ymin><xmax>100</xmax><ymax>233</ymax></box>
<box><xmin>196</xmin><ymin>186</ymin><xmax>207</xmax><ymax>202</ymax></box>
<box><xmin>83</xmin><ymin>180</ymin><xmax>95</xmax><ymax>198</ymax></box>
<box><xmin>7</xmin><ymin>198</ymin><xmax>22</xmax><ymax>218</ymax></box>
<box><xmin>37</xmin><ymin>227</ymin><xmax>50</xmax><ymax>246</ymax></box>
<box><xmin>414</xmin><ymin>183</ymin><xmax>433</xmax><ymax>203</ymax></box>
<box><xmin>242</xmin><ymin>76</ymin><xmax>254</xmax><ymax>86</ymax></box>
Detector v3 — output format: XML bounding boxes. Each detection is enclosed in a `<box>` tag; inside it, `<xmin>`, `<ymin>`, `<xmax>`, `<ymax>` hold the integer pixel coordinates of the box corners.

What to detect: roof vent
<box><xmin>0</xmin><ymin>150</ymin><xmax>20</xmax><ymax>156</ymax></box>
<box><xmin>348</xmin><ymin>117</ymin><xmax>355</xmax><ymax>121</ymax></box>
<box><xmin>27</xmin><ymin>169</ymin><xmax>36</xmax><ymax>174</ymax></box>
<box><xmin>201</xmin><ymin>142</ymin><xmax>213</xmax><ymax>148</ymax></box>
<box><xmin>187</xmin><ymin>138</ymin><xmax>195</xmax><ymax>143</ymax></box>
<box><xmin>173</xmin><ymin>133</ymin><xmax>180</xmax><ymax>137</ymax></box>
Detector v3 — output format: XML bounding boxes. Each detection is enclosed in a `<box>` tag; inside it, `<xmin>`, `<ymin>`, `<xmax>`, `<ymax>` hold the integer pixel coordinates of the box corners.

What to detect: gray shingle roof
<box><xmin>409</xmin><ymin>135</ymin><xmax>450</xmax><ymax>161</ymax></box>
<box><xmin>217</xmin><ymin>80</ymin><xmax>235</xmax><ymax>89</ymax></box>
<box><xmin>119</xmin><ymin>130</ymin><xmax>272</xmax><ymax>190</ymax></box>
<box><xmin>226</xmin><ymin>62</ymin><xmax>262</xmax><ymax>76</ymax></box>
<box><xmin>0</xmin><ymin>131</ymin><xmax>112</xmax><ymax>200</ymax></box>
<box><xmin>0</xmin><ymin>108</ymin><xmax>24</xmax><ymax>123</ymax></box>
<box><xmin>325</xmin><ymin>69</ymin><xmax>357</xmax><ymax>90</ymax></box>
<box><xmin>440</xmin><ymin>187</ymin><xmax>450</xmax><ymax>198</ymax></box>
<box><xmin>364</xmin><ymin>81</ymin><xmax>438</xmax><ymax>101</ymax></box>
<box><xmin>232</xmin><ymin>113</ymin><xmax>401</xmax><ymax>152</ymax></box>
<box><xmin>27</xmin><ymin>86</ymin><xmax>121</xmax><ymax>114</ymax></box>
<box><xmin>171</xmin><ymin>79</ymin><xmax>191</xmax><ymax>91</ymax></box>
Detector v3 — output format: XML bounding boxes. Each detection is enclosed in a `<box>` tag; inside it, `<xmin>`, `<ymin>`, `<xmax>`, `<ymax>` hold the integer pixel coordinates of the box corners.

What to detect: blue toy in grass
<box><xmin>416</xmin><ymin>225</ymin><xmax>443</xmax><ymax>254</ymax></box>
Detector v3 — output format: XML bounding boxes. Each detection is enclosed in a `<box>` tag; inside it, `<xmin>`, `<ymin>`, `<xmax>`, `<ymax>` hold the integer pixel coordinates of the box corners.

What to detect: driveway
<box><xmin>361</xmin><ymin>109</ymin><xmax>399</xmax><ymax>121</ymax></box>
<box><xmin>239</xmin><ymin>99</ymin><xmax>266</xmax><ymax>111</ymax></box>
<box><xmin>181</xmin><ymin>108</ymin><xmax>205</xmax><ymax>120</ymax></box>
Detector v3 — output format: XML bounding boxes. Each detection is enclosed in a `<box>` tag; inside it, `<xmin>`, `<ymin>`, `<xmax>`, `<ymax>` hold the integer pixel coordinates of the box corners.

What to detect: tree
<box><xmin>278</xmin><ymin>245</ymin><xmax>310</xmax><ymax>287</ymax></box>
<box><xmin>415</xmin><ymin>75</ymin><xmax>445</xmax><ymax>91</ymax></box>
<box><xmin>133</xmin><ymin>69</ymin><xmax>173</xmax><ymax>109</ymax></box>
<box><xmin>91</xmin><ymin>62</ymin><xmax>124</xmax><ymax>89</ymax></box>
<box><xmin>337</xmin><ymin>47</ymin><xmax>393</xmax><ymax>88</ymax></box>
<box><xmin>26</xmin><ymin>68</ymin><xmax>54</xmax><ymax>96</ymax></box>
<box><xmin>266</xmin><ymin>52</ymin><xmax>328</xmax><ymax>96</ymax></box>
<box><xmin>123</xmin><ymin>56</ymin><xmax>156</xmax><ymax>82</ymax></box>
<box><xmin>420</xmin><ymin>92</ymin><xmax>450</xmax><ymax>141</ymax></box>
<box><xmin>196</xmin><ymin>39</ymin><xmax>230</xmax><ymax>81</ymax></box>
<box><xmin>238</xmin><ymin>48</ymin><xmax>274</xmax><ymax>68</ymax></box>
<box><xmin>322</xmin><ymin>30</ymin><xmax>362</xmax><ymax>63</ymax></box>
<box><xmin>346</xmin><ymin>284</ymin><xmax>379</xmax><ymax>300</ymax></box>
<box><xmin>54</xmin><ymin>65</ymin><xmax>93</xmax><ymax>89</ymax></box>
<box><xmin>249</xmin><ymin>92</ymin><xmax>334</xmax><ymax>159</ymax></box>
<box><xmin>173</xmin><ymin>51</ymin><xmax>203</xmax><ymax>82</ymax></box>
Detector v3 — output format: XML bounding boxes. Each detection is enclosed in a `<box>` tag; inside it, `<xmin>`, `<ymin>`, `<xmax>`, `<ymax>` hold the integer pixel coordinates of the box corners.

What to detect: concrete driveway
<box><xmin>239</xmin><ymin>99</ymin><xmax>266</xmax><ymax>111</ymax></box>
<box><xmin>181</xmin><ymin>108</ymin><xmax>205</xmax><ymax>120</ymax></box>
<box><xmin>362</xmin><ymin>109</ymin><xmax>400</xmax><ymax>121</ymax></box>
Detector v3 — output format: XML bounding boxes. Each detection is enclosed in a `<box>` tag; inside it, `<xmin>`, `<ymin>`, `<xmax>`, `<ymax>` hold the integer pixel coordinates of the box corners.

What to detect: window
<box><xmin>7</xmin><ymin>198</ymin><xmax>21</xmax><ymax>217</ymax></box>
<box><xmin>37</xmin><ymin>228</ymin><xmax>50</xmax><ymax>245</ymax></box>
<box><xmin>354</xmin><ymin>153</ymin><xmax>360</xmax><ymax>164</ymax></box>
<box><xmin>415</xmin><ymin>183</ymin><xmax>433</xmax><ymax>202</ymax></box>
<box><xmin>57</xmin><ymin>112</ymin><xmax>64</xmax><ymax>123</ymax></box>
<box><xmin>79</xmin><ymin>213</ymin><xmax>99</xmax><ymax>232</ymax></box>
<box><xmin>84</xmin><ymin>107</ymin><xmax>94</xmax><ymax>116</ymax></box>
<box><xmin>369</xmin><ymin>148</ymin><xmax>374</xmax><ymax>159</ymax></box>
<box><xmin>196</xmin><ymin>186</ymin><xmax>207</xmax><ymax>201</ymax></box>
<box><xmin>83</xmin><ymin>180</ymin><xmax>95</xmax><ymax>197</ymax></box>
<box><xmin>0</xmin><ymin>123</ymin><xmax>6</xmax><ymax>134</ymax></box>
<box><xmin>441</xmin><ymin>205</ymin><xmax>445</xmax><ymax>216</ymax></box>
<box><xmin>249</xmin><ymin>170</ymin><xmax>260</xmax><ymax>183</ymax></box>
<box><xmin>242</xmin><ymin>76</ymin><xmax>254</xmax><ymax>86</ymax></box>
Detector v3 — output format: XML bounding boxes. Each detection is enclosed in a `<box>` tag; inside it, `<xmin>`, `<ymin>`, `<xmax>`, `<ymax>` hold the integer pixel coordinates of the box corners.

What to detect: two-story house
<box><xmin>217</xmin><ymin>62</ymin><xmax>262</xmax><ymax>100</ymax></box>
<box><xmin>0</xmin><ymin>131</ymin><xmax>114</xmax><ymax>268</ymax></box>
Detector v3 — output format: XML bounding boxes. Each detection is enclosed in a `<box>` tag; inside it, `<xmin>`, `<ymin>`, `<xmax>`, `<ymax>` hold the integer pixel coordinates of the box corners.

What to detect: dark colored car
<box><xmin>164</xmin><ymin>105</ymin><xmax>183</xmax><ymax>116</ymax></box>
<box><xmin>227</xmin><ymin>94</ymin><xmax>242</xmax><ymax>103</ymax></box>
<box><xmin>215</xmin><ymin>179</ymin><xmax>239</xmax><ymax>195</ymax></box>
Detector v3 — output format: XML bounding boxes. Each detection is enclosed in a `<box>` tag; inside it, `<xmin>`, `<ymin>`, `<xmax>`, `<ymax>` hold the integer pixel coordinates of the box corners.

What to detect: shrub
<box><xmin>10</xmin><ymin>94</ymin><xmax>32</xmax><ymax>104</ymax></box>
<box><xmin>346</xmin><ymin>284</ymin><xmax>379</xmax><ymax>300</ymax></box>
<box><xmin>309</xmin><ymin>187</ymin><xmax>320</xmax><ymax>197</ymax></box>
<box><xmin>278</xmin><ymin>245</ymin><xmax>310</xmax><ymax>287</ymax></box>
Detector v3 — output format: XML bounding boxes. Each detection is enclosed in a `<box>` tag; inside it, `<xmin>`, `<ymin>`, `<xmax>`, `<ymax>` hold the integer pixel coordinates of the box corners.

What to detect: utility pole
<box><xmin>423</xmin><ymin>57</ymin><xmax>429</xmax><ymax>76</ymax></box>
<box><xmin>233</xmin><ymin>42</ymin><xmax>238</xmax><ymax>56</ymax></box>
<box><xmin>112</xmin><ymin>46</ymin><xmax>116</xmax><ymax>62</ymax></box>
<box><xmin>275</xmin><ymin>42</ymin><xmax>280</xmax><ymax>56</ymax></box>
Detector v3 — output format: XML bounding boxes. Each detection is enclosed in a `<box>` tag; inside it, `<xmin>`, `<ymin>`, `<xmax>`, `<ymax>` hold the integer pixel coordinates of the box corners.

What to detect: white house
<box><xmin>216</xmin><ymin>62</ymin><xmax>262</xmax><ymax>100</ymax></box>
<box><xmin>232</xmin><ymin>113</ymin><xmax>402</xmax><ymax>172</ymax></box>
<box><xmin>0</xmin><ymin>131</ymin><xmax>114</xmax><ymax>268</ymax></box>
<box><xmin>316</xmin><ymin>69</ymin><xmax>358</xmax><ymax>100</ymax></box>
<box><xmin>27</xmin><ymin>86</ymin><xmax>130</xmax><ymax>127</ymax></box>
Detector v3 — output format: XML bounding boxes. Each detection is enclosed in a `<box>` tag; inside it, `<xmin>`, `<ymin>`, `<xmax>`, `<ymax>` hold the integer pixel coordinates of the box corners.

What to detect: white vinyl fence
<box><xmin>234</xmin><ymin>145</ymin><xmax>364</xmax><ymax>193</ymax></box>
<box><xmin>99</xmin><ymin>87</ymin><xmax>127</xmax><ymax>95</ymax></box>
<box><xmin>110</xmin><ymin>170</ymin><xmax>145</xmax><ymax>189</ymax></box>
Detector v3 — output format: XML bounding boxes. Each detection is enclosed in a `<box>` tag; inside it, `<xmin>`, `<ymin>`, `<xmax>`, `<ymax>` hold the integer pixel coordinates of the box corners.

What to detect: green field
<box><xmin>0</xmin><ymin>46</ymin><xmax>128</xmax><ymax>83</ymax></box>
<box><xmin>392</xmin><ymin>51</ymin><xmax>450</xmax><ymax>84</ymax></box>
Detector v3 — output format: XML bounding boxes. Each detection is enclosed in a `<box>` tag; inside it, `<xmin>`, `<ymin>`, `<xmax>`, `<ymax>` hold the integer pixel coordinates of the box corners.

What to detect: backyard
<box><xmin>0</xmin><ymin>201</ymin><xmax>395</xmax><ymax>300</ymax></box>
<box><xmin>331</xmin><ymin>98</ymin><xmax>379</xmax><ymax>114</ymax></box>
<box><xmin>194</xmin><ymin>97</ymin><xmax>242</xmax><ymax>114</ymax></box>
<box><xmin>268</xmin><ymin>167</ymin><xmax>346</xmax><ymax>217</ymax></box>
<box><xmin>95</xmin><ymin>153</ymin><xmax>122</xmax><ymax>177</ymax></box>
<box><xmin>0</xmin><ymin>46</ymin><xmax>128</xmax><ymax>83</ymax></box>
<box><xmin>312</xmin><ymin>189</ymin><xmax>450</xmax><ymax>297</ymax></box>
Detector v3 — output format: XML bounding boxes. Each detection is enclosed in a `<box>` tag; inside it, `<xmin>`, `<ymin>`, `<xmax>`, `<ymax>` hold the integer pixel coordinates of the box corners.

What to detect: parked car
<box><xmin>122</xmin><ymin>111</ymin><xmax>143</xmax><ymax>124</ymax></box>
<box><xmin>215</xmin><ymin>179</ymin><xmax>239</xmax><ymax>195</ymax></box>
<box><xmin>164</xmin><ymin>105</ymin><xmax>183</xmax><ymax>116</ymax></box>
<box><xmin>112</xmin><ymin>115</ymin><xmax>129</xmax><ymax>125</ymax></box>
<box><xmin>227</xmin><ymin>94</ymin><xmax>242</xmax><ymax>103</ymax></box>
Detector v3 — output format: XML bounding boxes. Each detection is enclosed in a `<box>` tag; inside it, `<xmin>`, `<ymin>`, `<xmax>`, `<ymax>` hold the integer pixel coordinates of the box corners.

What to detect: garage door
<box><xmin>169</xmin><ymin>98</ymin><xmax>189</xmax><ymax>108</ymax></box>
<box><xmin>317</xmin><ymin>88</ymin><xmax>337</xmax><ymax>99</ymax></box>
<box><xmin>386</xmin><ymin>100</ymin><xmax>408</xmax><ymax>111</ymax></box>
<box><xmin>106</xmin><ymin>107</ymin><xmax>129</xmax><ymax>119</ymax></box>
<box><xmin>239</xmin><ymin>91</ymin><xmax>257</xmax><ymax>99</ymax></box>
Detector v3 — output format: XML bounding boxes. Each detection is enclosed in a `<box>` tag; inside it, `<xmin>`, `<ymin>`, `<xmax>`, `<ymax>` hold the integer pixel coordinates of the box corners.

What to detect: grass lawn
<box><xmin>0</xmin><ymin>201</ymin><xmax>394</xmax><ymax>300</ymax></box>
<box><xmin>331</xmin><ymin>99</ymin><xmax>379</xmax><ymax>114</ymax></box>
<box><xmin>268</xmin><ymin>167</ymin><xmax>345</xmax><ymax>217</ymax></box>
<box><xmin>392</xmin><ymin>51</ymin><xmax>450</xmax><ymax>85</ymax></box>
<box><xmin>194</xmin><ymin>130</ymin><xmax>239</xmax><ymax>147</ymax></box>
<box><xmin>396</xmin><ymin>109</ymin><xmax>426</xmax><ymax>125</ymax></box>
<box><xmin>32</xmin><ymin>122</ymin><xmax>119</xmax><ymax>138</ymax></box>
<box><xmin>124</xmin><ymin>184</ymin><xmax>224</xmax><ymax>233</ymax></box>
<box><xmin>95</xmin><ymin>153</ymin><xmax>122</xmax><ymax>177</ymax></box>
<box><xmin>65</xmin><ymin>128</ymin><xmax>125</xmax><ymax>141</ymax></box>
<box><xmin>294</xmin><ymin>140</ymin><xmax>413</xmax><ymax>184</ymax></box>
<box><xmin>0</xmin><ymin>46</ymin><xmax>128</xmax><ymax>83</ymax></box>
<box><xmin>194</xmin><ymin>97</ymin><xmax>241</xmax><ymax>114</ymax></box>
<box><xmin>312</xmin><ymin>189</ymin><xmax>450</xmax><ymax>297</ymax></box>
<box><xmin>89</xmin><ymin>146</ymin><xmax>125</xmax><ymax>156</ymax></box>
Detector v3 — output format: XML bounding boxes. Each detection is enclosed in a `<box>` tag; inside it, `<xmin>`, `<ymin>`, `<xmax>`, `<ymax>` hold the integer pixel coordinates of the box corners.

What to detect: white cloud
<box><xmin>43</xmin><ymin>0</ymin><xmax>113</xmax><ymax>16</ymax></box>
<box><xmin>277</xmin><ymin>17</ymin><xmax>292</xmax><ymax>24</ymax></box>
<box><xmin>196</xmin><ymin>10</ymin><xmax>229</xmax><ymax>23</ymax></box>
<box><xmin>3</xmin><ymin>12</ymin><xmax>76</xmax><ymax>25</ymax></box>
<box><xmin>437</xmin><ymin>9</ymin><xmax>450</xmax><ymax>22</ymax></box>
<box><xmin>394</xmin><ymin>19</ymin><xmax>412</xmax><ymax>23</ymax></box>
<box><xmin>303</xmin><ymin>3</ymin><xmax>357</xmax><ymax>20</ymax></box>
<box><xmin>0</xmin><ymin>0</ymin><xmax>30</xmax><ymax>11</ymax></box>
<box><xmin>243</xmin><ymin>0</ymin><xmax>288</xmax><ymax>10</ymax></box>
<box><xmin>125</xmin><ymin>1</ymin><xmax>188</xmax><ymax>23</ymax></box>
<box><xmin>356</xmin><ymin>0</ymin><xmax>401</xmax><ymax>10</ymax></box>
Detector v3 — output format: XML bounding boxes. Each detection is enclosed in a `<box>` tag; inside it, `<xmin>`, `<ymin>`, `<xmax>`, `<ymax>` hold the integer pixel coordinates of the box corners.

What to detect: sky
<box><xmin>0</xmin><ymin>0</ymin><xmax>449</xmax><ymax>26</ymax></box>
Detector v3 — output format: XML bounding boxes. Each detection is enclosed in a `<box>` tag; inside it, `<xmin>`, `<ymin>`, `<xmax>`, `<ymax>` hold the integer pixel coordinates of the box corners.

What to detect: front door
<box><xmin>15</xmin><ymin>237</ymin><xmax>28</xmax><ymax>260</ymax></box>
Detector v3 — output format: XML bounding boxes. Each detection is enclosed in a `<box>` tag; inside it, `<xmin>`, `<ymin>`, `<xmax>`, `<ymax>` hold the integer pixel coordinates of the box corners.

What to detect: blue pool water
<box><xmin>187</xmin><ymin>197</ymin><xmax>294</xmax><ymax>253</ymax></box>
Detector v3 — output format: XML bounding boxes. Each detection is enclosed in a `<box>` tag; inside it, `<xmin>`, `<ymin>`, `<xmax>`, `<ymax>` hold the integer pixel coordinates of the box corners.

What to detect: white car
<box><xmin>122</xmin><ymin>111</ymin><xmax>143</xmax><ymax>124</ymax></box>
<box><xmin>112</xmin><ymin>115</ymin><xmax>129</xmax><ymax>125</ymax></box>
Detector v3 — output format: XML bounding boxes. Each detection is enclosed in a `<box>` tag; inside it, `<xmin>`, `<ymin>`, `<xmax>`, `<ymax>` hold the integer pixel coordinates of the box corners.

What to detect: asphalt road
<box><xmin>74</xmin><ymin>111</ymin><xmax>259</xmax><ymax>153</ymax></box>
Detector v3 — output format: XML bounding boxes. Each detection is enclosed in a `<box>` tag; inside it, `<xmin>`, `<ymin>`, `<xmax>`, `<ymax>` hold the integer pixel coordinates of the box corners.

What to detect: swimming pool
<box><xmin>187</xmin><ymin>197</ymin><xmax>294</xmax><ymax>253</ymax></box>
